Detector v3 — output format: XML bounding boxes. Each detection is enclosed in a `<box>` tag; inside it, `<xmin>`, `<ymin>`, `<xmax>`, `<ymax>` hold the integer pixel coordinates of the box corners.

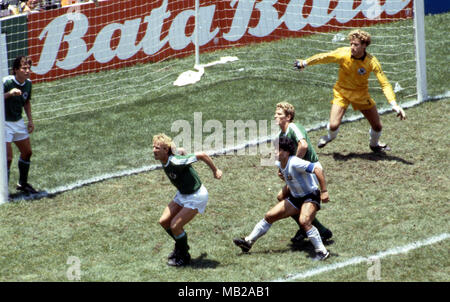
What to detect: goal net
<box><xmin>0</xmin><ymin>0</ymin><xmax>419</xmax><ymax>197</ymax></box>
<box><xmin>1</xmin><ymin>0</ymin><xmax>417</xmax><ymax>116</ymax></box>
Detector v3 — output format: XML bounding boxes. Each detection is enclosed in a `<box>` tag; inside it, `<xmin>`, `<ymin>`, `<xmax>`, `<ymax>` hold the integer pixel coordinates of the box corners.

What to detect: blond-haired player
<box><xmin>153</xmin><ymin>134</ymin><xmax>222</xmax><ymax>266</ymax></box>
<box><xmin>294</xmin><ymin>29</ymin><xmax>406</xmax><ymax>152</ymax></box>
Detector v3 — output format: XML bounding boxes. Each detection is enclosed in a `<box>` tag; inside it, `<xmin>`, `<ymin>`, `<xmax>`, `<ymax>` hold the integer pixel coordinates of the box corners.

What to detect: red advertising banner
<box><xmin>27</xmin><ymin>0</ymin><xmax>413</xmax><ymax>82</ymax></box>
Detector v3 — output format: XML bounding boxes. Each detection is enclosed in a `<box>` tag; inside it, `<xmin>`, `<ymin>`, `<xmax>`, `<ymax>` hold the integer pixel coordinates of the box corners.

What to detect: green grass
<box><xmin>0</xmin><ymin>99</ymin><xmax>448</xmax><ymax>282</ymax></box>
<box><xmin>0</xmin><ymin>13</ymin><xmax>448</xmax><ymax>282</ymax></box>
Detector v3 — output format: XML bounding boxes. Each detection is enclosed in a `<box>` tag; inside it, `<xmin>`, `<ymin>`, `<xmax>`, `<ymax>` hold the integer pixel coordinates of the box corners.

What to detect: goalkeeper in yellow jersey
<box><xmin>294</xmin><ymin>29</ymin><xmax>406</xmax><ymax>152</ymax></box>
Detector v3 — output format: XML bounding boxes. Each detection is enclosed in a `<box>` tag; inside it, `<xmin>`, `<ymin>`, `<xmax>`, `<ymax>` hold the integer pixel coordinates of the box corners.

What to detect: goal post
<box><xmin>413</xmin><ymin>0</ymin><xmax>428</xmax><ymax>102</ymax></box>
<box><xmin>0</xmin><ymin>21</ymin><xmax>8</xmax><ymax>204</ymax></box>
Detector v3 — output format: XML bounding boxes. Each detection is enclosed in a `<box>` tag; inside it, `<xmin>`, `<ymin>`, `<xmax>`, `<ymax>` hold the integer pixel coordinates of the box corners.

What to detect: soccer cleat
<box><xmin>369</xmin><ymin>143</ymin><xmax>391</xmax><ymax>153</ymax></box>
<box><xmin>16</xmin><ymin>183</ymin><xmax>38</xmax><ymax>194</ymax></box>
<box><xmin>168</xmin><ymin>244</ymin><xmax>190</xmax><ymax>260</ymax></box>
<box><xmin>320</xmin><ymin>229</ymin><xmax>333</xmax><ymax>241</ymax></box>
<box><xmin>167</xmin><ymin>252</ymin><xmax>191</xmax><ymax>267</ymax></box>
<box><xmin>291</xmin><ymin>229</ymin><xmax>307</xmax><ymax>244</ymax></box>
<box><xmin>233</xmin><ymin>238</ymin><xmax>253</xmax><ymax>253</ymax></box>
<box><xmin>167</xmin><ymin>248</ymin><xmax>177</xmax><ymax>260</ymax></box>
<box><xmin>317</xmin><ymin>135</ymin><xmax>332</xmax><ymax>148</ymax></box>
<box><xmin>313</xmin><ymin>250</ymin><xmax>330</xmax><ymax>261</ymax></box>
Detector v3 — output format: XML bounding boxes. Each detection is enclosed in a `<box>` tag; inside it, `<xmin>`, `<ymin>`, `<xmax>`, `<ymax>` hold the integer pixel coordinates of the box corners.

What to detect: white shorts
<box><xmin>5</xmin><ymin>119</ymin><xmax>29</xmax><ymax>143</ymax></box>
<box><xmin>173</xmin><ymin>185</ymin><xmax>209</xmax><ymax>214</ymax></box>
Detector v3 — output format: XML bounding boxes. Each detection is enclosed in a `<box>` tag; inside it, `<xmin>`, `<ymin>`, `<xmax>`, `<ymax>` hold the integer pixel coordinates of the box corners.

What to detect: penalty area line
<box><xmin>271</xmin><ymin>232</ymin><xmax>450</xmax><ymax>282</ymax></box>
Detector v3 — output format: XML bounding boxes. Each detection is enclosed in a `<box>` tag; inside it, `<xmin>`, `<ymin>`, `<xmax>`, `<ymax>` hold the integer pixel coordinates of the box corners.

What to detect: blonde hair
<box><xmin>276</xmin><ymin>101</ymin><xmax>295</xmax><ymax>122</ymax></box>
<box><xmin>348</xmin><ymin>29</ymin><xmax>371</xmax><ymax>46</ymax></box>
<box><xmin>152</xmin><ymin>133</ymin><xmax>176</xmax><ymax>155</ymax></box>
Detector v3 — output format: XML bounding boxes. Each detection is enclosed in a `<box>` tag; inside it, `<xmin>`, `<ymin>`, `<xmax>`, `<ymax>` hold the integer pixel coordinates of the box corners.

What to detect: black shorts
<box><xmin>286</xmin><ymin>190</ymin><xmax>321</xmax><ymax>211</ymax></box>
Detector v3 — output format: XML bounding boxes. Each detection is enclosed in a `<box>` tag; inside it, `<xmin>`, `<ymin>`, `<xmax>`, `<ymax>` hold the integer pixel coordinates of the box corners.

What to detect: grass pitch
<box><xmin>0</xmin><ymin>13</ymin><xmax>448</xmax><ymax>283</ymax></box>
<box><xmin>0</xmin><ymin>99</ymin><xmax>448</xmax><ymax>282</ymax></box>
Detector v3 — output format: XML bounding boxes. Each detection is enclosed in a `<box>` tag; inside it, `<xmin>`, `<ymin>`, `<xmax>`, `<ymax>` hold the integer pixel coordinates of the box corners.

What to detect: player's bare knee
<box><xmin>371</xmin><ymin>124</ymin><xmax>382</xmax><ymax>132</ymax></box>
<box><xmin>329</xmin><ymin>122</ymin><xmax>340</xmax><ymax>132</ymax></box>
<box><xmin>264</xmin><ymin>213</ymin><xmax>275</xmax><ymax>224</ymax></box>
<box><xmin>299</xmin><ymin>216</ymin><xmax>312</xmax><ymax>230</ymax></box>
<box><xmin>21</xmin><ymin>151</ymin><xmax>32</xmax><ymax>161</ymax></box>
<box><xmin>169</xmin><ymin>220</ymin><xmax>184</xmax><ymax>234</ymax></box>
<box><xmin>159</xmin><ymin>217</ymin><xmax>170</xmax><ymax>229</ymax></box>
<box><xmin>276</xmin><ymin>191</ymin><xmax>284</xmax><ymax>201</ymax></box>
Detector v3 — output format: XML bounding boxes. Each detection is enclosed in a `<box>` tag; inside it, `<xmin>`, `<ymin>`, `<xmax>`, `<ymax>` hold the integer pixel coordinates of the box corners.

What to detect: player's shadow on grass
<box><xmin>190</xmin><ymin>253</ymin><xmax>220</xmax><ymax>269</ymax></box>
<box><xmin>8</xmin><ymin>190</ymin><xmax>56</xmax><ymax>202</ymax></box>
<box><xmin>323</xmin><ymin>152</ymin><xmax>414</xmax><ymax>165</ymax></box>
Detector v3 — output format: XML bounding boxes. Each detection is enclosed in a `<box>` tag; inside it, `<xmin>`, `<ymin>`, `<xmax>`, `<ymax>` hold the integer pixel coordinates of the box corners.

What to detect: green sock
<box><xmin>18</xmin><ymin>158</ymin><xmax>30</xmax><ymax>185</ymax></box>
<box><xmin>290</xmin><ymin>214</ymin><xmax>302</xmax><ymax>229</ymax></box>
<box><xmin>312</xmin><ymin>218</ymin><xmax>328</xmax><ymax>234</ymax></box>
<box><xmin>165</xmin><ymin>228</ymin><xmax>175</xmax><ymax>240</ymax></box>
<box><xmin>174</xmin><ymin>231</ymin><xmax>189</xmax><ymax>254</ymax></box>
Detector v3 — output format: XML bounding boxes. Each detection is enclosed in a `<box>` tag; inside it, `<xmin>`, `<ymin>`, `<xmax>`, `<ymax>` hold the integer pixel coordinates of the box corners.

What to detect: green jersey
<box><xmin>163</xmin><ymin>154</ymin><xmax>202</xmax><ymax>194</ymax></box>
<box><xmin>3</xmin><ymin>75</ymin><xmax>32</xmax><ymax>122</ymax></box>
<box><xmin>278</xmin><ymin>122</ymin><xmax>319</xmax><ymax>163</ymax></box>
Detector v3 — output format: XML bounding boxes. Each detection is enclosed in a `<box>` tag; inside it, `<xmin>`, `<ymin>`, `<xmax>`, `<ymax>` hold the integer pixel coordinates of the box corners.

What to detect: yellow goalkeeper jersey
<box><xmin>305</xmin><ymin>47</ymin><xmax>396</xmax><ymax>103</ymax></box>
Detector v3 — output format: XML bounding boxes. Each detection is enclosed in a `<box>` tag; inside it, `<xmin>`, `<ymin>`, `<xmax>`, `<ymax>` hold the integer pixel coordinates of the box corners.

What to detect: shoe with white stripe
<box><xmin>370</xmin><ymin>143</ymin><xmax>391</xmax><ymax>153</ymax></box>
<box><xmin>233</xmin><ymin>238</ymin><xmax>253</xmax><ymax>253</ymax></box>
<box><xmin>314</xmin><ymin>250</ymin><xmax>330</xmax><ymax>261</ymax></box>
<box><xmin>16</xmin><ymin>183</ymin><xmax>38</xmax><ymax>194</ymax></box>
<box><xmin>317</xmin><ymin>136</ymin><xmax>332</xmax><ymax>149</ymax></box>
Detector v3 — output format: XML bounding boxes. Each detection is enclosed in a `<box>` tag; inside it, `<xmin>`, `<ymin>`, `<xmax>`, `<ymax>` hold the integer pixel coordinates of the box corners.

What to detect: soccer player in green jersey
<box><xmin>274</xmin><ymin>102</ymin><xmax>332</xmax><ymax>245</ymax></box>
<box><xmin>2</xmin><ymin>56</ymin><xmax>37</xmax><ymax>194</ymax></box>
<box><xmin>153</xmin><ymin>133</ymin><xmax>222</xmax><ymax>267</ymax></box>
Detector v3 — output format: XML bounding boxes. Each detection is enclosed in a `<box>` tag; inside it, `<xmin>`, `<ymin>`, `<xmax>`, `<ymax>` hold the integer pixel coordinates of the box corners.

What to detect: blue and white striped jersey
<box><xmin>276</xmin><ymin>156</ymin><xmax>322</xmax><ymax>197</ymax></box>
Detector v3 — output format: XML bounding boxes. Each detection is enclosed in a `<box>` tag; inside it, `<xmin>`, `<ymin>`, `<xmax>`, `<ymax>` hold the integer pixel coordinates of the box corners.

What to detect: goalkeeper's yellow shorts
<box><xmin>331</xmin><ymin>86</ymin><xmax>376</xmax><ymax>111</ymax></box>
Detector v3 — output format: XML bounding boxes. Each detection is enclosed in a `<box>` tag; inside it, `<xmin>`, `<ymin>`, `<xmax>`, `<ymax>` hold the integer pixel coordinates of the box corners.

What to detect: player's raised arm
<box><xmin>295</xmin><ymin>48</ymin><xmax>344</xmax><ymax>70</ymax></box>
<box><xmin>195</xmin><ymin>152</ymin><xmax>222</xmax><ymax>179</ymax></box>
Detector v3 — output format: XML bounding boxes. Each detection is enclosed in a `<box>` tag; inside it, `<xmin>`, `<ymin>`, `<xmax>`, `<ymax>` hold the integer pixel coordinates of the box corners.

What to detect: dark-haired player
<box><xmin>233</xmin><ymin>136</ymin><xmax>330</xmax><ymax>260</ymax></box>
<box><xmin>3</xmin><ymin>56</ymin><xmax>37</xmax><ymax>194</ymax></box>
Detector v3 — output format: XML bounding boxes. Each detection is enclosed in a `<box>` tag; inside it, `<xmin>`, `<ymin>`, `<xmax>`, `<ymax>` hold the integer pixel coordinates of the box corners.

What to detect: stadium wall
<box><xmin>1</xmin><ymin>0</ymin><xmax>414</xmax><ymax>82</ymax></box>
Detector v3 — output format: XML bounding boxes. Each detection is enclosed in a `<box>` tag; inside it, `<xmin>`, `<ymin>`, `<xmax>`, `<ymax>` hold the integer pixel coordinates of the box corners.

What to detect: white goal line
<box><xmin>271</xmin><ymin>232</ymin><xmax>449</xmax><ymax>282</ymax></box>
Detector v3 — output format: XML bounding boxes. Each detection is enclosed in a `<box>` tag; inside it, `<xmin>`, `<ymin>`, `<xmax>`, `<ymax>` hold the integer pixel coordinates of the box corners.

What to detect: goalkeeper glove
<box><xmin>391</xmin><ymin>102</ymin><xmax>406</xmax><ymax>120</ymax></box>
<box><xmin>294</xmin><ymin>59</ymin><xmax>306</xmax><ymax>70</ymax></box>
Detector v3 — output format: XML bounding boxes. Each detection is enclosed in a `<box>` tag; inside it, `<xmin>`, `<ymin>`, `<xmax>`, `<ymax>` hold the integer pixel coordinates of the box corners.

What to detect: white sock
<box><xmin>245</xmin><ymin>219</ymin><xmax>272</xmax><ymax>243</ymax></box>
<box><xmin>369</xmin><ymin>128</ymin><xmax>381</xmax><ymax>147</ymax></box>
<box><xmin>306</xmin><ymin>226</ymin><xmax>327</xmax><ymax>253</ymax></box>
<box><xmin>327</xmin><ymin>123</ymin><xmax>339</xmax><ymax>141</ymax></box>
